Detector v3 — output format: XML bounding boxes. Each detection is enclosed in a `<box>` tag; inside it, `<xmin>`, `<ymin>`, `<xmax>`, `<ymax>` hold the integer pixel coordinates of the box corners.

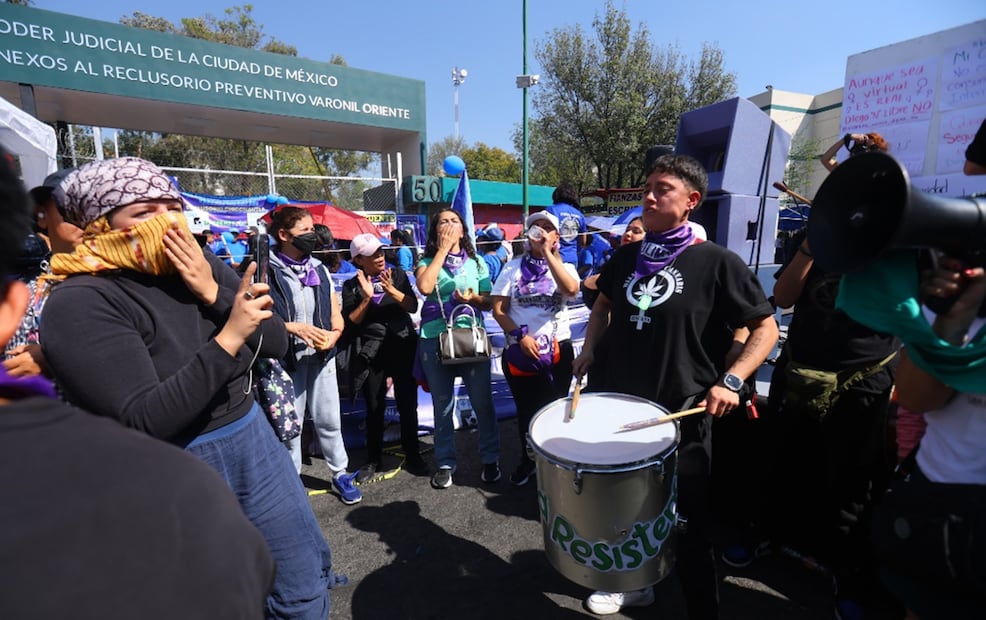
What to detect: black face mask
<box><xmin>290</xmin><ymin>232</ymin><xmax>319</xmax><ymax>256</ymax></box>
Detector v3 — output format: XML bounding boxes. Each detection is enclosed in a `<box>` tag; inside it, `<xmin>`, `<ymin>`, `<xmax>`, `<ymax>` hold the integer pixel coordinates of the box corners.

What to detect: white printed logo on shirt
<box><xmin>623</xmin><ymin>268</ymin><xmax>684</xmax><ymax>330</ymax></box>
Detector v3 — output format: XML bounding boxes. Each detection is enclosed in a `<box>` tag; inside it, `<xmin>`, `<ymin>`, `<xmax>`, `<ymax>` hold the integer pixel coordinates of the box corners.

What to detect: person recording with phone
<box><xmin>820</xmin><ymin>131</ymin><xmax>889</xmax><ymax>172</ymax></box>
<box><xmin>38</xmin><ymin>157</ymin><xmax>339</xmax><ymax>620</ymax></box>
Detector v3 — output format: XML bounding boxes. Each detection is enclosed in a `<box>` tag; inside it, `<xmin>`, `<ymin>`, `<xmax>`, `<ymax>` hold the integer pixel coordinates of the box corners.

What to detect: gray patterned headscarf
<box><xmin>55</xmin><ymin>157</ymin><xmax>182</xmax><ymax>229</ymax></box>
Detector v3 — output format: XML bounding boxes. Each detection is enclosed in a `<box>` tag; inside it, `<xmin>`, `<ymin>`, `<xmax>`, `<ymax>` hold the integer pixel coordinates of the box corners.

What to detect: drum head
<box><xmin>529</xmin><ymin>393</ymin><xmax>678</xmax><ymax>466</ymax></box>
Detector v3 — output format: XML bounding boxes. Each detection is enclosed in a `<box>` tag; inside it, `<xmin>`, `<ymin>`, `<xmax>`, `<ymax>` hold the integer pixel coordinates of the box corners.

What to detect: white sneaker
<box><xmin>585</xmin><ymin>587</ymin><xmax>655</xmax><ymax>615</ymax></box>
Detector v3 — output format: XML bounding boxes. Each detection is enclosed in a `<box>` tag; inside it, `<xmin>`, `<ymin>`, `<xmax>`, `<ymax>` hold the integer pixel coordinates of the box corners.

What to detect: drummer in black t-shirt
<box><xmin>572</xmin><ymin>154</ymin><xmax>778</xmax><ymax>618</ymax></box>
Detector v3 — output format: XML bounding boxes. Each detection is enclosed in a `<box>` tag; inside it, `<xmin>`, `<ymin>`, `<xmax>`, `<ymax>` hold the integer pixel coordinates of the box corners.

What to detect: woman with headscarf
<box><xmin>39</xmin><ymin>157</ymin><xmax>339</xmax><ymax>620</ymax></box>
<box><xmin>491</xmin><ymin>211</ymin><xmax>580</xmax><ymax>486</ymax></box>
<box><xmin>414</xmin><ymin>208</ymin><xmax>500</xmax><ymax>489</ymax></box>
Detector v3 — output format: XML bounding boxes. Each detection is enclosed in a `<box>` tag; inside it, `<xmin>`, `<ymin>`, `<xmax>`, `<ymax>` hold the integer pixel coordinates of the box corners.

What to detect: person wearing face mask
<box><xmin>39</xmin><ymin>157</ymin><xmax>340</xmax><ymax>620</ymax></box>
<box><xmin>491</xmin><ymin>211</ymin><xmax>580</xmax><ymax>486</ymax></box>
<box><xmin>342</xmin><ymin>233</ymin><xmax>427</xmax><ymax>482</ymax></box>
<box><xmin>266</xmin><ymin>206</ymin><xmax>361</xmax><ymax>505</ymax></box>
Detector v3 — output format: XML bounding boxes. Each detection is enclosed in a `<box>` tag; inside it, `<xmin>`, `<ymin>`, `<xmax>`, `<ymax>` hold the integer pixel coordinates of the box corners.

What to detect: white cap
<box><xmin>525</xmin><ymin>210</ymin><xmax>560</xmax><ymax>231</ymax></box>
<box><xmin>350</xmin><ymin>233</ymin><xmax>386</xmax><ymax>257</ymax></box>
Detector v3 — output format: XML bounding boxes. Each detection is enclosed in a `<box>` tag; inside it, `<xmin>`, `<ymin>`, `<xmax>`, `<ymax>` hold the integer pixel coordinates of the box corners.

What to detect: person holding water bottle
<box><xmin>414</xmin><ymin>208</ymin><xmax>500</xmax><ymax>490</ymax></box>
<box><xmin>492</xmin><ymin>211</ymin><xmax>580</xmax><ymax>486</ymax></box>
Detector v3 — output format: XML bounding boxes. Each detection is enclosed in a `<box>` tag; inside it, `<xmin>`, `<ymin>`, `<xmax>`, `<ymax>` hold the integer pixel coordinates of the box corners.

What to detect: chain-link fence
<box><xmin>163</xmin><ymin>167</ymin><xmax>397</xmax><ymax>212</ymax></box>
<box><xmin>53</xmin><ymin>125</ymin><xmax>398</xmax><ymax>212</ymax></box>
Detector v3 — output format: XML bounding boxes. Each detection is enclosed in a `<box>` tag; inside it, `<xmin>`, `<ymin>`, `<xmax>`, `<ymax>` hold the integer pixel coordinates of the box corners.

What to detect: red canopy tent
<box><xmin>262</xmin><ymin>203</ymin><xmax>380</xmax><ymax>240</ymax></box>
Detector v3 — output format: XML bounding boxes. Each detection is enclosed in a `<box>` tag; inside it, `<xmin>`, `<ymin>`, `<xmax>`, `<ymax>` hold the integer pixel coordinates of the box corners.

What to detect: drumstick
<box><xmin>567</xmin><ymin>380</ymin><xmax>582</xmax><ymax>421</ymax></box>
<box><xmin>616</xmin><ymin>406</ymin><xmax>707</xmax><ymax>432</ymax></box>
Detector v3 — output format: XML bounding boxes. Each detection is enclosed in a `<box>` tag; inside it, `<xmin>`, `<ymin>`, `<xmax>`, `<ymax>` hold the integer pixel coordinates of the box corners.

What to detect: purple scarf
<box><xmin>369</xmin><ymin>275</ymin><xmax>386</xmax><ymax>304</ymax></box>
<box><xmin>443</xmin><ymin>250</ymin><xmax>467</xmax><ymax>275</ymax></box>
<box><xmin>420</xmin><ymin>299</ymin><xmax>457</xmax><ymax>325</ymax></box>
<box><xmin>277</xmin><ymin>252</ymin><xmax>320</xmax><ymax>287</ymax></box>
<box><xmin>420</xmin><ymin>251</ymin><xmax>470</xmax><ymax>323</ymax></box>
<box><xmin>519</xmin><ymin>255</ymin><xmax>549</xmax><ymax>288</ymax></box>
<box><xmin>634</xmin><ymin>224</ymin><xmax>696</xmax><ymax>279</ymax></box>
<box><xmin>0</xmin><ymin>366</ymin><xmax>56</xmax><ymax>400</ymax></box>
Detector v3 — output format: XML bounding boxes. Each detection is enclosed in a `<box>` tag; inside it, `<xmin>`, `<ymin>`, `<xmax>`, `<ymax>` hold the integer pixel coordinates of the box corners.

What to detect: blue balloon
<box><xmin>276</xmin><ymin>196</ymin><xmax>289</xmax><ymax>205</ymax></box>
<box><xmin>265</xmin><ymin>193</ymin><xmax>279</xmax><ymax>204</ymax></box>
<box><xmin>443</xmin><ymin>155</ymin><xmax>466</xmax><ymax>176</ymax></box>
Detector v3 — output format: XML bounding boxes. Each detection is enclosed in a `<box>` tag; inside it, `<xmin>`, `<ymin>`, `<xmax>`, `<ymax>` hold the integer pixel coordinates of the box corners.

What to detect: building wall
<box><xmin>748</xmin><ymin>87</ymin><xmax>844</xmax><ymax>199</ymax></box>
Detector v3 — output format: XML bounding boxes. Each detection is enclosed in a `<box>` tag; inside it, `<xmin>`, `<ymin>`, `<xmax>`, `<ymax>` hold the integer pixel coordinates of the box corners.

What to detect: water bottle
<box><xmin>527</xmin><ymin>225</ymin><xmax>545</xmax><ymax>241</ymax></box>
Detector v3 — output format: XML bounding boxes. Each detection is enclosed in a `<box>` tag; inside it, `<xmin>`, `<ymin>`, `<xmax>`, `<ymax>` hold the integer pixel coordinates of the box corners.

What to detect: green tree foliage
<box><xmin>521</xmin><ymin>0</ymin><xmax>736</xmax><ymax>192</ymax></box>
<box><xmin>426</xmin><ymin>135</ymin><xmax>469</xmax><ymax>176</ymax></box>
<box><xmin>462</xmin><ymin>143</ymin><xmax>520</xmax><ymax>183</ymax></box>
<box><xmin>121</xmin><ymin>5</ymin><xmax>296</xmax><ymax>55</ymax></box>
<box><xmin>118</xmin><ymin>11</ymin><xmax>179</xmax><ymax>35</ymax></box>
<box><xmin>114</xmin><ymin>5</ymin><xmax>373</xmax><ymax>207</ymax></box>
<box><xmin>427</xmin><ymin>136</ymin><xmax>520</xmax><ymax>183</ymax></box>
<box><xmin>782</xmin><ymin>135</ymin><xmax>821</xmax><ymax>204</ymax></box>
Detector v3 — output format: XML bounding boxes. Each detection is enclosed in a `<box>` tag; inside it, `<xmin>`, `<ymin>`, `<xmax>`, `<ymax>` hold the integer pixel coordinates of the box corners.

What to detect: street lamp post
<box><xmin>452</xmin><ymin>66</ymin><xmax>468</xmax><ymax>141</ymax></box>
<box><xmin>517</xmin><ymin>0</ymin><xmax>540</xmax><ymax>221</ymax></box>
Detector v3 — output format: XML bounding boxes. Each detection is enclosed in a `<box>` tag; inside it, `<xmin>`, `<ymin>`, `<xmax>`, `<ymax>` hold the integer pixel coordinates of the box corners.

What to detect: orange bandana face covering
<box><xmin>51</xmin><ymin>211</ymin><xmax>194</xmax><ymax>278</ymax></box>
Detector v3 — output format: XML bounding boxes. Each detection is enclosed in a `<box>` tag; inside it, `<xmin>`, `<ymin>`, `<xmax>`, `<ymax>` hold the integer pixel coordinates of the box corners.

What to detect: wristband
<box><xmin>509</xmin><ymin>326</ymin><xmax>528</xmax><ymax>340</ymax></box>
<box><xmin>797</xmin><ymin>245</ymin><xmax>812</xmax><ymax>258</ymax></box>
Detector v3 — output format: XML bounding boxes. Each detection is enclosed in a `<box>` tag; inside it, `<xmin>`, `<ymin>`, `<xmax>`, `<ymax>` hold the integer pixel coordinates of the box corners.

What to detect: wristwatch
<box><xmin>721</xmin><ymin>373</ymin><xmax>744</xmax><ymax>392</ymax></box>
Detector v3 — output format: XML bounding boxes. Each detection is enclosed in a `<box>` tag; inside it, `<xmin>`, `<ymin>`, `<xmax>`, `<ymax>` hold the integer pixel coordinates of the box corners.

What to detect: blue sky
<box><xmin>34</xmin><ymin>0</ymin><xmax>986</xmax><ymax>154</ymax></box>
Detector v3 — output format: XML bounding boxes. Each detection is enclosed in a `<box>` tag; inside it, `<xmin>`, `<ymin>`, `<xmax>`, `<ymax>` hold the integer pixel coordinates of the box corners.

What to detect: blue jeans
<box><xmin>284</xmin><ymin>355</ymin><xmax>348</xmax><ymax>476</ymax></box>
<box><xmin>418</xmin><ymin>336</ymin><xmax>499</xmax><ymax>469</ymax></box>
<box><xmin>186</xmin><ymin>404</ymin><xmax>337</xmax><ymax>620</ymax></box>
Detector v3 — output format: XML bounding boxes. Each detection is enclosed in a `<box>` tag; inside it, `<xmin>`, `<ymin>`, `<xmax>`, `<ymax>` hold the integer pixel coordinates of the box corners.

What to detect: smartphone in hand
<box><xmin>254</xmin><ymin>233</ymin><xmax>270</xmax><ymax>284</ymax></box>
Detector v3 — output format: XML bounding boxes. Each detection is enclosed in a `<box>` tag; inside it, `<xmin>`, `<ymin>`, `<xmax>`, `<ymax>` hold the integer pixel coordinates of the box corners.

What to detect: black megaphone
<box><xmin>807</xmin><ymin>151</ymin><xmax>986</xmax><ymax>274</ymax></box>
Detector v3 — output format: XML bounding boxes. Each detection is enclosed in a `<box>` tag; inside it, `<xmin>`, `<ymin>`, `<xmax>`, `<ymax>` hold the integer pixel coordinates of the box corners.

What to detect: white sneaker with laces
<box><xmin>585</xmin><ymin>587</ymin><xmax>655</xmax><ymax>615</ymax></box>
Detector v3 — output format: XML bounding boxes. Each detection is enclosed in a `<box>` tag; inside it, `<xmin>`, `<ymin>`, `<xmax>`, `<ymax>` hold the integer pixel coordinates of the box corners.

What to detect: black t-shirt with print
<box><xmin>594</xmin><ymin>241</ymin><xmax>773</xmax><ymax>409</ymax></box>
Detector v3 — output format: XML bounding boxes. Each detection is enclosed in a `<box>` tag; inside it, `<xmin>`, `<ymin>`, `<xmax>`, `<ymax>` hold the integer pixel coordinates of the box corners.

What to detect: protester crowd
<box><xmin>2</xmin><ymin>128</ymin><xmax>984</xmax><ymax>620</ymax></box>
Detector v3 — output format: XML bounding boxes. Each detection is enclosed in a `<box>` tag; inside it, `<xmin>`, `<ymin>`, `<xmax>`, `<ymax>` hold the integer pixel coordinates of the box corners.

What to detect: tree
<box><xmin>121</xmin><ymin>5</ymin><xmax>296</xmax><ymax>55</ymax></box>
<box><xmin>782</xmin><ymin>135</ymin><xmax>821</xmax><ymax>204</ymax></box>
<box><xmin>522</xmin><ymin>0</ymin><xmax>737</xmax><ymax>192</ymax></box>
<box><xmin>461</xmin><ymin>143</ymin><xmax>520</xmax><ymax>183</ymax></box>
<box><xmin>426</xmin><ymin>135</ymin><xmax>469</xmax><ymax>176</ymax></box>
<box><xmin>115</xmin><ymin>5</ymin><xmax>378</xmax><ymax>205</ymax></box>
<box><xmin>117</xmin><ymin>11</ymin><xmax>178</xmax><ymax>35</ymax></box>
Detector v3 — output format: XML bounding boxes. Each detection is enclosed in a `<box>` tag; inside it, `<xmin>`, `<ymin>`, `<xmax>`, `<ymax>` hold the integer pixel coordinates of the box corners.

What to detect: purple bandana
<box><xmin>634</xmin><ymin>224</ymin><xmax>696</xmax><ymax>279</ymax></box>
<box><xmin>0</xmin><ymin>366</ymin><xmax>57</xmax><ymax>400</ymax></box>
<box><xmin>443</xmin><ymin>250</ymin><xmax>466</xmax><ymax>275</ymax></box>
<box><xmin>370</xmin><ymin>276</ymin><xmax>386</xmax><ymax>304</ymax></box>
<box><xmin>519</xmin><ymin>255</ymin><xmax>549</xmax><ymax>288</ymax></box>
<box><xmin>277</xmin><ymin>252</ymin><xmax>320</xmax><ymax>287</ymax></box>
<box><xmin>420</xmin><ymin>299</ymin><xmax>457</xmax><ymax>324</ymax></box>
